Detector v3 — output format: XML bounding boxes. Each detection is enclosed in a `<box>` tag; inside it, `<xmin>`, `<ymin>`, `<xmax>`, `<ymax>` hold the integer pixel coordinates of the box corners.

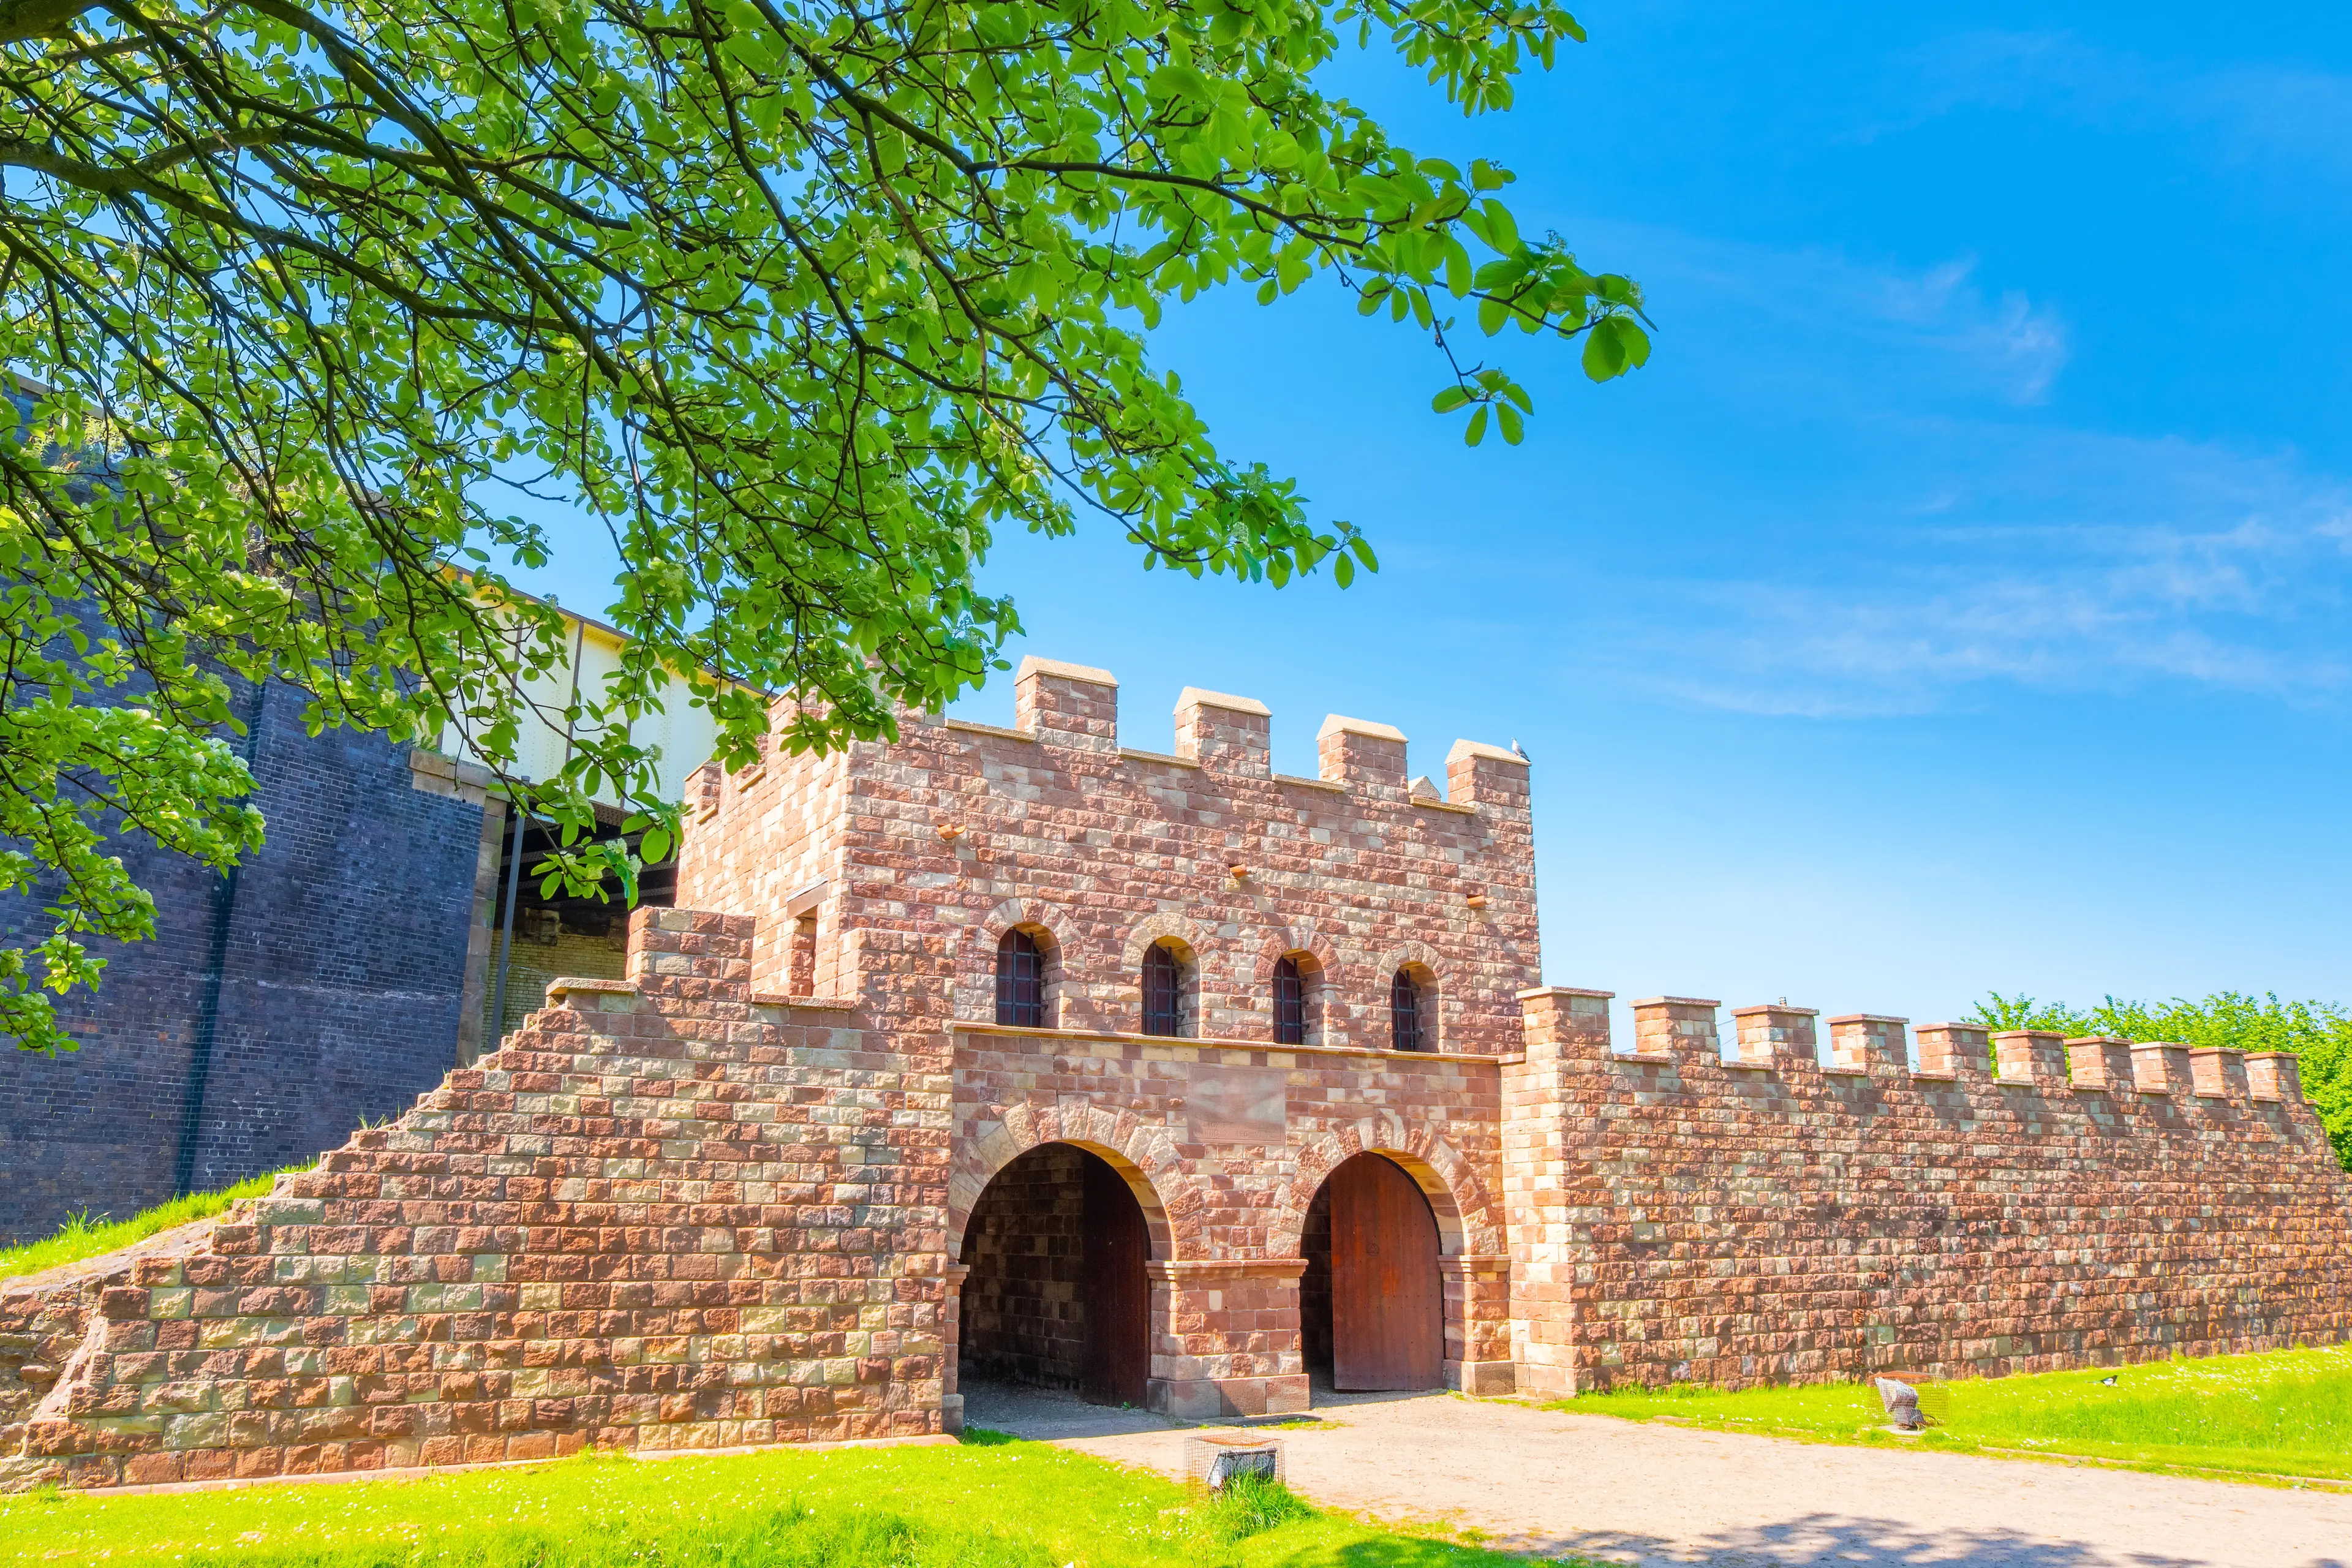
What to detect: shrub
<box><xmin>1194</xmin><ymin>1473</ymin><xmax>1316</xmax><ymax>1545</ymax></box>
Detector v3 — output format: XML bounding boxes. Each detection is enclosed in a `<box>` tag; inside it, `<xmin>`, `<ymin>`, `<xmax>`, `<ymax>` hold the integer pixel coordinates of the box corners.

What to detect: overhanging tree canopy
<box><xmin>0</xmin><ymin>0</ymin><xmax>1646</xmax><ymax>1052</ymax></box>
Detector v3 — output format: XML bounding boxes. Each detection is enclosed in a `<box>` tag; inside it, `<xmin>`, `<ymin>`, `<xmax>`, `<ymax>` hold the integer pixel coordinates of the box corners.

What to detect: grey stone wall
<box><xmin>0</xmin><ymin>679</ymin><xmax>491</xmax><ymax>1243</ymax></box>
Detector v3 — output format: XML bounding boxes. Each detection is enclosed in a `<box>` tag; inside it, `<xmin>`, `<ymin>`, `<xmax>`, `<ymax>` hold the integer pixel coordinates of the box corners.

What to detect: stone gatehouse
<box><xmin>4</xmin><ymin>655</ymin><xmax>2350</xmax><ymax>1489</ymax></box>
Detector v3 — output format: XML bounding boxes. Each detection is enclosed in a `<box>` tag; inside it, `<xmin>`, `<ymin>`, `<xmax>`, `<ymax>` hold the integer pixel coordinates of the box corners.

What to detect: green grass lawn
<box><xmin>1554</xmin><ymin>1341</ymin><xmax>2352</xmax><ymax>1485</ymax></box>
<box><xmin>0</xmin><ymin>1164</ymin><xmax>311</xmax><ymax>1284</ymax></box>
<box><xmin>0</xmin><ymin>1434</ymin><xmax>1560</xmax><ymax>1568</ymax></box>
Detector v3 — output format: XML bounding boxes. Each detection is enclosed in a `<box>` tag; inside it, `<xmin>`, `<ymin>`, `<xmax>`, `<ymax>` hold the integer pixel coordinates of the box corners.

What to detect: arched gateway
<box><xmin>956</xmin><ymin>1142</ymin><xmax>1152</xmax><ymax>1406</ymax></box>
<box><xmin>1302</xmin><ymin>1153</ymin><xmax>1444</xmax><ymax>1391</ymax></box>
<box><xmin>945</xmin><ymin>1105</ymin><xmax>1498</xmax><ymax>1420</ymax></box>
<box><xmin>9</xmin><ymin>658</ymin><xmax>2344</xmax><ymax>1494</ymax></box>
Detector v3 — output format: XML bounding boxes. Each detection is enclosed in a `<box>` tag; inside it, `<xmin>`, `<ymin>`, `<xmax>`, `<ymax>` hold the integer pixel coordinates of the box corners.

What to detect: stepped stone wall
<box><xmin>1</xmin><ymin>910</ymin><xmax>948</xmax><ymax>1490</ymax></box>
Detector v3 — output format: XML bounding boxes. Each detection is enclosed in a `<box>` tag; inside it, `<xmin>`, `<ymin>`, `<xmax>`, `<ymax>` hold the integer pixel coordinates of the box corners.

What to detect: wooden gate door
<box><xmin>1329</xmin><ymin>1153</ymin><xmax>1442</xmax><ymax>1391</ymax></box>
<box><xmin>1080</xmin><ymin>1153</ymin><xmax>1150</xmax><ymax>1406</ymax></box>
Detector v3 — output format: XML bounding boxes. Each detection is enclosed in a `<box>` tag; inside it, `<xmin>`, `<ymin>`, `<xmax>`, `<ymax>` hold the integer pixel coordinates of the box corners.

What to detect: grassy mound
<box><xmin>0</xmin><ymin>1435</ymin><xmax>1532</xmax><ymax>1568</ymax></box>
<box><xmin>0</xmin><ymin>1164</ymin><xmax>311</xmax><ymax>1284</ymax></box>
<box><xmin>1559</xmin><ymin>1341</ymin><xmax>2352</xmax><ymax>1484</ymax></box>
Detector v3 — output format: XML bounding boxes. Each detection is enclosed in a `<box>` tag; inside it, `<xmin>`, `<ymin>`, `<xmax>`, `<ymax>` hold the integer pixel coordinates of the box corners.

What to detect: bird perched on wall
<box><xmin>1510</xmin><ymin>739</ymin><xmax>1532</xmax><ymax>764</ymax></box>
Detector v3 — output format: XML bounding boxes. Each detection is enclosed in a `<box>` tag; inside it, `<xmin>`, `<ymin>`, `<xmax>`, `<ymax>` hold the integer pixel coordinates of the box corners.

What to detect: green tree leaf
<box><xmin>0</xmin><ymin>0</ymin><xmax>1640</xmax><ymax>1051</ymax></box>
<box><xmin>1583</xmin><ymin>317</ymin><xmax>1629</xmax><ymax>380</ymax></box>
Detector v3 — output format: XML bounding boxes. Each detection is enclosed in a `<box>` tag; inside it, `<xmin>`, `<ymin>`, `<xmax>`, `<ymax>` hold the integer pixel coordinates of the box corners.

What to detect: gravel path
<box><xmin>962</xmin><ymin>1383</ymin><xmax>2352</xmax><ymax>1567</ymax></box>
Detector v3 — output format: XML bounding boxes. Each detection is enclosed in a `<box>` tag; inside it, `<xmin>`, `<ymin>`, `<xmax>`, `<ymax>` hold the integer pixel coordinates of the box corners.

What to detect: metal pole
<box><xmin>486</xmin><ymin>799</ymin><xmax>526</xmax><ymax>1053</ymax></box>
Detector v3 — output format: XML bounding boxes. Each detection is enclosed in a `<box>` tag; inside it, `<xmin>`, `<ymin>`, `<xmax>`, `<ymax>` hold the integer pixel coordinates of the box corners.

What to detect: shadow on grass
<box><xmin>958</xmin><ymin>1426</ymin><xmax>1018</xmax><ymax>1447</ymax></box>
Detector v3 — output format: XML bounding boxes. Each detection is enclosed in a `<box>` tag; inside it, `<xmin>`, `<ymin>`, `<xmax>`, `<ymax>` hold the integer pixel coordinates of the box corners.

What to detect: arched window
<box><xmin>1142</xmin><ymin>941</ymin><xmax>1184</xmax><ymax>1038</ymax></box>
<box><xmin>1273</xmin><ymin>956</ymin><xmax>1306</xmax><ymax>1046</ymax></box>
<box><xmin>996</xmin><ymin>929</ymin><xmax>1045</xmax><ymax>1027</ymax></box>
<box><xmin>1390</xmin><ymin>967</ymin><xmax>1425</xmax><ymax>1052</ymax></box>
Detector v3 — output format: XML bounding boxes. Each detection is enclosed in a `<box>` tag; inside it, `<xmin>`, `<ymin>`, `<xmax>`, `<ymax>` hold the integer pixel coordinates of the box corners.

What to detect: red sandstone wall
<box><xmin>677</xmin><ymin>657</ymin><xmax>1542</xmax><ymax>1055</ymax></box>
<box><xmin>11</xmin><ymin>920</ymin><xmax>2350</xmax><ymax>1490</ymax></box>
<box><xmin>661</xmin><ymin>655</ymin><xmax>1539</xmax><ymax>1420</ymax></box>
<box><xmin>17</xmin><ymin>653</ymin><xmax>2352</xmax><ymax>1491</ymax></box>
<box><xmin>0</xmin><ymin>910</ymin><xmax>951</xmax><ymax>1491</ymax></box>
<box><xmin>1513</xmin><ymin>990</ymin><xmax>2352</xmax><ymax>1394</ymax></box>
<box><xmin>675</xmin><ymin>729</ymin><xmax>851</xmax><ymax>996</ymax></box>
<box><xmin>948</xmin><ymin>1027</ymin><xmax>1514</xmax><ymax>1417</ymax></box>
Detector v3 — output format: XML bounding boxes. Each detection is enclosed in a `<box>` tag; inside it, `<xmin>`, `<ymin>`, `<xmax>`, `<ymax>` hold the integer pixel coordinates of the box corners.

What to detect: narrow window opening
<box><xmin>1273</xmin><ymin>956</ymin><xmax>1306</xmax><ymax>1046</ymax></box>
<box><xmin>1390</xmin><ymin>968</ymin><xmax>1424</xmax><ymax>1052</ymax></box>
<box><xmin>789</xmin><ymin>914</ymin><xmax>818</xmax><ymax>997</ymax></box>
<box><xmin>997</xmin><ymin>929</ymin><xmax>1046</xmax><ymax>1027</ymax></box>
<box><xmin>1142</xmin><ymin>941</ymin><xmax>1183</xmax><ymax>1038</ymax></box>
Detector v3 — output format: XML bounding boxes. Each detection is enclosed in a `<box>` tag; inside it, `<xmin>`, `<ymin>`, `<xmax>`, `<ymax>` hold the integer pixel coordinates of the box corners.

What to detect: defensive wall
<box><xmin>2</xmin><ymin>655</ymin><xmax>2348</xmax><ymax>1490</ymax></box>
<box><xmin>1507</xmin><ymin>993</ymin><xmax>2352</xmax><ymax>1395</ymax></box>
<box><xmin>0</xmin><ymin>910</ymin><xmax>940</xmax><ymax>1490</ymax></box>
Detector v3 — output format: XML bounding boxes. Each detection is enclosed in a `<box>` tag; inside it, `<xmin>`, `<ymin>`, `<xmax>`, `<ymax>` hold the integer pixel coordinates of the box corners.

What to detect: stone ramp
<box><xmin>1</xmin><ymin>908</ymin><xmax>945</xmax><ymax>1491</ymax></box>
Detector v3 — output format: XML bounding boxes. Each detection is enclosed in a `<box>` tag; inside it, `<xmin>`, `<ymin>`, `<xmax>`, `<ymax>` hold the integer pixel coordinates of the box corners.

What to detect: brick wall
<box><xmin>0</xmin><ymin>908</ymin><xmax>950</xmax><ymax>1490</ymax></box>
<box><xmin>0</xmin><ymin>679</ymin><xmax>495</xmax><ymax>1243</ymax></box>
<box><xmin>0</xmin><ymin>820</ymin><xmax>217</xmax><ymax>1242</ymax></box>
<box><xmin>484</xmin><ymin>927</ymin><xmax>629</xmax><ymax>1045</ymax></box>
<box><xmin>1510</xmin><ymin>992</ymin><xmax>2352</xmax><ymax>1392</ymax></box>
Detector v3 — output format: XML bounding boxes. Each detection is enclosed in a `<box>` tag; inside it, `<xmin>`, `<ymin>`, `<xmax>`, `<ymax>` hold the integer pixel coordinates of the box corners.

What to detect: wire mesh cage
<box><xmin>1184</xmin><ymin>1433</ymin><xmax>1286</xmax><ymax>1491</ymax></box>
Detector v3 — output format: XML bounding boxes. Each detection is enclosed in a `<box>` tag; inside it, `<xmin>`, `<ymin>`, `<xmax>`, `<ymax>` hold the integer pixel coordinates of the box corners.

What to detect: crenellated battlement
<box><xmin>1506</xmin><ymin>982</ymin><xmax>2350</xmax><ymax>1395</ymax></box>
<box><xmin>1519</xmin><ymin>991</ymin><xmax>2312</xmax><ymax>1106</ymax></box>
<box><xmin>970</xmin><ymin>655</ymin><xmax>1526</xmax><ymax>805</ymax></box>
<box><xmin>1914</xmin><ymin>1020</ymin><xmax>1988</xmax><ymax>1076</ymax></box>
<box><xmin>677</xmin><ymin>654</ymin><xmax>1541</xmax><ymax>1054</ymax></box>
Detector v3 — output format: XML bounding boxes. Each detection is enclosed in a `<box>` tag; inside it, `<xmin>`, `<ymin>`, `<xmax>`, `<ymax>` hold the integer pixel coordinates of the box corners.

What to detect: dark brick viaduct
<box><xmin>0</xmin><ymin>680</ymin><xmax>506</xmax><ymax>1244</ymax></box>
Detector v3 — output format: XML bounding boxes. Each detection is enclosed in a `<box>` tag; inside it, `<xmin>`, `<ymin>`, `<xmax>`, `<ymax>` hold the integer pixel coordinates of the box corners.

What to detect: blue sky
<box><xmin>530</xmin><ymin>4</ymin><xmax>2352</xmax><ymax>1028</ymax></box>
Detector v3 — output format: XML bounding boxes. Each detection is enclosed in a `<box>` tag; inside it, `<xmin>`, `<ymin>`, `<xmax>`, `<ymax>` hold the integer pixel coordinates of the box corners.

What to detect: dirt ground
<box><xmin>961</xmin><ymin>1382</ymin><xmax>2352</xmax><ymax>1567</ymax></box>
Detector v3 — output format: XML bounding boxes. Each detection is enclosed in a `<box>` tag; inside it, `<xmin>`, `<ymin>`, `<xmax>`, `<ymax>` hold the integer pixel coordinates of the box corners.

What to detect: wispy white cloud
<box><xmin>1606</xmin><ymin>429</ymin><xmax>2352</xmax><ymax>717</ymax></box>
<box><xmin>1869</xmin><ymin>258</ymin><xmax>2070</xmax><ymax>404</ymax></box>
<box><xmin>1511</xmin><ymin>221</ymin><xmax>2352</xmax><ymax>715</ymax></box>
<box><xmin>1591</xmin><ymin>221</ymin><xmax>2070</xmax><ymax>408</ymax></box>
